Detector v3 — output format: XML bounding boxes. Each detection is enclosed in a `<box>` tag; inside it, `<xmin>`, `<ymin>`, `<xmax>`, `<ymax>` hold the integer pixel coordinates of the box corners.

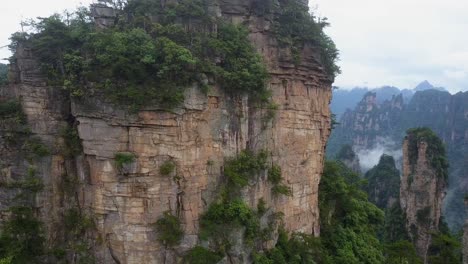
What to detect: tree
<box><xmin>319</xmin><ymin>161</ymin><xmax>385</xmax><ymax>264</ymax></box>
<box><xmin>0</xmin><ymin>64</ymin><xmax>8</xmax><ymax>85</ymax></box>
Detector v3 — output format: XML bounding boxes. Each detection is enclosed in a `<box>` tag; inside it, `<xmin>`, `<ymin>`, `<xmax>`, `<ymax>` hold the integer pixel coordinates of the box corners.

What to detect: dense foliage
<box><xmin>0</xmin><ymin>207</ymin><xmax>45</xmax><ymax>264</ymax></box>
<box><xmin>0</xmin><ymin>100</ymin><xmax>25</xmax><ymax>121</ymax></box>
<box><xmin>319</xmin><ymin>160</ymin><xmax>385</xmax><ymax>263</ymax></box>
<box><xmin>268</xmin><ymin>164</ymin><xmax>293</xmax><ymax>196</ymax></box>
<box><xmin>364</xmin><ymin>154</ymin><xmax>400</xmax><ymax>209</ymax></box>
<box><xmin>224</xmin><ymin>150</ymin><xmax>268</xmax><ymax>188</ymax></box>
<box><xmin>272</xmin><ymin>0</ymin><xmax>340</xmax><ymax>78</ymax></box>
<box><xmin>0</xmin><ymin>143</ymin><xmax>46</xmax><ymax>264</ymax></box>
<box><xmin>381</xmin><ymin>203</ymin><xmax>408</xmax><ymax>243</ymax></box>
<box><xmin>159</xmin><ymin>160</ymin><xmax>176</xmax><ymax>176</ymax></box>
<box><xmin>200</xmin><ymin>198</ymin><xmax>260</xmax><ymax>243</ymax></box>
<box><xmin>254</xmin><ymin>160</ymin><xmax>386</xmax><ymax>263</ymax></box>
<box><xmin>359</xmin><ymin>151</ymin><xmax>460</xmax><ymax>264</ymax></box>
<box><xmin>183</xmin><ymin>246</ymin><xmax>222</xmax><ymax>264</ymax></box>
<box><xmin>196</xmin><ymin>149</ymin><xmax>288</xmax><ymax>260</ymax></box>
<box><xmin>60</xmin><ymin>126</ymin><xmax>82</xmax><ymax>157</ymax></box>
<box><xmin>253</xmin><ymin>229</ymin><xmax>331</xmax><ymax>264</ymax></box>
<box><xmin>0</xmin><ymin>64</ymin><xmax>7</xmax><ymax>86</ymax></box>
<box><xmin>327</xmin><ymin>90</ymin><xmax>467</xmax><ymax>231</ymax></box>
<box><xmin>12</xmin><ymin>0</ymin><xmax>271</xmax><ymax>111</ymax></box>
<box><xmin>427</xmin><ymin>231</ymin><xmax>462</xmax><ymax>264</ymax></box>
<box><xmin>384</xmin><ymin>240</ymin><xmax>422</xmax><ymax>264</ymax></box>
<box><xmin>155</xmin><ymin>211</ymin><xmax>184</xmax><ymax>247</ymax></box>
<box><xmin>114</xmin><ymin>152</ymin><xmax>136</xmax><ymax>169</ymax></box>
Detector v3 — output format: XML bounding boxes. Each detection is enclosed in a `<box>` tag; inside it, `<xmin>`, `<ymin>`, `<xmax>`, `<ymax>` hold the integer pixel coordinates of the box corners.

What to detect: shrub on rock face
<box><xmin>155</xmin><ymin>211</ymin><xmax>183</xmax><ymax>247</ymax></box>
<box><xmin>160</xmin><ymin>160</ymin><xmax>176</xmax><ymax>176</ymax></box>
<box><xmin>114</xmin><ymin>152</ymin><xmax>135</xmax><ymax>169</ymax></box>
<box><xmin>183</xmin><ymin>246</ymin><xmax>222</xmax><ymax>264</ymax></box>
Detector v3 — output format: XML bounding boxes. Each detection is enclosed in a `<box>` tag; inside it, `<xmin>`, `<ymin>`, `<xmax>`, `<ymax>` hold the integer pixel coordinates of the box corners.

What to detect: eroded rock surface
<box><xmin>400</xmin><ymin>138</ymin><xmax>447</xmax><ymax>263</ymax></box>
<box><xmin>0</xmin><ymin>1</ymin><xmax>333</xmax><ymax>263</ymax></box>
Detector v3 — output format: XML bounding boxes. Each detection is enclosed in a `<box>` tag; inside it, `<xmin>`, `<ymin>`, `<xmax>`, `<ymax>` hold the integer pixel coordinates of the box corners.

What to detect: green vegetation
<box><xmin>12</xmin><ymin>0</ymin><xmax>340</xmax><ymax>111</ymax></box>
<box><xmin>359</xmin><ymin>150</ymin><xmax>461</xmax><ymax>264</ymax></box>
<box><xmin>0</xmin><ymin>100</ymin><xmax>25</xmax><ymax>123</ymax></box>
<box><xmin>381</xmin><ymin>203</ymin><xmax>408</xmax><ymax>243</ymax></box>
<box><xmin>0</xmin><ymin>99</ymin><xmax>29</xmax><ymax>146</ymax></box>
<box><xmin>155</xmin><ymin>211</ymin><xmax>184</xmax><ymax>247</ymax></box>
<box><xmin>183</xmin><ymin>246</ymin><xmax>222</xmax><ymax>264</ymax></box>
<box><xmin>14</xmin><ymin>0</ymin><xmax>271</xmax><ymax>111</ymax></box>
<box><xmin>199</xmin><ymin>155</ymin><xmax>425</xmax><ymax>263</ymax></box>
<box><xmin>159</xmin><ymin>160</ymin><xmax>176</xmax><ymax>176</ymax></box>
<box><xmin>200</xmin><ymin>198</ymin><xmax>260</xmax><ymax>243</ymax></box>
<box><xmin>268</xmin><ymin>164</ymin><xmax>292</xmax><ymax>196</ymax></box>
<box><xmin>384</xmin><ymin>240</ymin><xmax>422</xmax><ymax>264</ymax></box>
<box><xmin>224</xmin><ymin>150</ymin><xmax>268</xmax><ymax>188</ymax></box>
<box><xmin>254</xmin><ymin>160</ymin><xmax>385</xmax><ymax>263</ymax></box>
<box><xmin>114</xmin><ymin>152</ymin><xmax>136</xmax><ymax>169</ymax></box>
<box><xmin>253</xmin><ymin>229</ymin><xmax>331</xmax><ymax>264</ymax></box>
<box><xmin>273</xmin><ymin>0</ymin><xmax>340</xmax><ymax>78</ymax></box>
<box><xmin>0</xmin><ymin>142</ymin><xmax>47</xmax><ymax>264</ymax></box>
<box><xmin>24</xmin><ymin>137</ymin><xmax>50</xmax><ymax>157</ymax></box>
<box><xmin>61</xmin><ymin>126</ymin><xmax>82</xmax><ymax>157</ymax></box>
<box><xmin>58</xmin><ymin>208</ymin><xmax>96</xmax><ymax>264</ymax></box>
<box><xmin>364</xmin><ymin>154</ymin><xmax>400</xmax><ymax>209</ymax></box>
<box><xmin>0</xmin><ymin>100</ymin><xmax>21</xmax><ymax>118</ymax></box>
<box><xmin>7</xmin><ymin>173</ymin><xmax>44</xmax><ymax>193</ymax></box>
<box><xmin>319</xmin><ymin>160</ymin><xmax>385</xmax><ymax>263</ymax></box>
<box><xmin>427</xmin><ymin>231</ymin><xmax>462</xmax><ymax>264</ymax></box>
<box><xmin>406</xmin><ymin>127</ymin><xmax>449</xmax><ymax>180</ymax></box>
<box><xmin>64</xmin><ymin>208</ymin><xmax>95</xmax><ymax>236</ymax></box>
<box><xmin>0</xmin><ymin>206</ymin><xmax>45</xmax><ymax>264</ymax></box>
<box><xmin>0</xmin><ymin>63</ymin><xmax>7</xmax><ymax>86</ymax></box>
<box><xmin>330</xmin><ymin>113</ymin><xmax>339</xmax><ymax>130</ymax></box>
<box><xmin>257</xmin><ymin>198</ymin><xmax>267</xmax><ymax>216</ymax></box>
<box><xmin>197</xmin><ymin>150</ymin><xmax>286</xmax><ymax>257</ymax></box>
<box><xmin>271</xmin><ymin>185</ymin><xmax>293</xmax><ymax>196</ymax></box>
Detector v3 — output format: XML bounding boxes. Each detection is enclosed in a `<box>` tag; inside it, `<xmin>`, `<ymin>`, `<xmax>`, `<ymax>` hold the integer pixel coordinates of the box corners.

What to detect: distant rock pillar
<box><xmin>90</xmin><ymin>3</ymin><xmax>116</xmax><ymax>29</ymax></box>
<box><xmin>463</xmin><ymin>198</ymin><xmax>468</xmax><ymax>264</ymax></box>
<box><xmin>400</xmin><ymin>130</ymin><xmax>447</xmax><ymax>263</ymax></box>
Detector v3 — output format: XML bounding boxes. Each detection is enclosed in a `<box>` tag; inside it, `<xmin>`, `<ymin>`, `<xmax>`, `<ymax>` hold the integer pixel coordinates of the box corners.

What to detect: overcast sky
<box><xmin>314</xmin><ymin>0</ymin><xmax>468</xmax><ymax>93</ymax></box>
<box><xmin>1</xmin><ymin>0</ymin><xmax>467</xmax><ymax>93</ymax></box>
<box><xmin>0</xmin><ymin>0</ymin><xmax>94</xmax><ymax>61</ymax></box>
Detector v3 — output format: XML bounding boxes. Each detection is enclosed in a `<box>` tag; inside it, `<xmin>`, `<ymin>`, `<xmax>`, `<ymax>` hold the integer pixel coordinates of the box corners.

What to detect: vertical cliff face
<box><xmin>463</xmin><ymin>200</ymin><xmax>468</xmax><ymax>264</ymax></box>
<box><xmin>1</xmin><ymin>0</ymin><xmax>333</xmax><ymax>263</ymax></box>
<box><xmin>400</xmin><ymin>128</ymin><xmax>448</xmax><ymax>262</ymax></box>
<box><xmin>328</xmin><ymin>89</ymin><xmax>468</xmax><ymax>231</ymax></box>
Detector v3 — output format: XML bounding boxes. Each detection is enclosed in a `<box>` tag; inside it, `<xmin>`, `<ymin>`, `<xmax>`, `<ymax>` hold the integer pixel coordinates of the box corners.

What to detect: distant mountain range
<box><xmin>327</xmin><ymin>87</ymin><xmax>468</xmax><ymax>232</ymax></box>
<box><xmin>331</xmin><ymin>80</ymin><xmax>447</xmax><ymax>118</ymax></box>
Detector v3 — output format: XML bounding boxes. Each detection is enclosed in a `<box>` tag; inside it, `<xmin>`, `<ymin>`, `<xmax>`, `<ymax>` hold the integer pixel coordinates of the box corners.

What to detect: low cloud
<box><xmin>355</xmin><ymin>138</ymin><xmax>402</xmax><ymax>172</ymax></box>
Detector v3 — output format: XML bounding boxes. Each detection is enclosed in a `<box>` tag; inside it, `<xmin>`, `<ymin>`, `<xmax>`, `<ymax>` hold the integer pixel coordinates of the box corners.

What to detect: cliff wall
<box><xmin>463</xmin><ymin>200</ymin><xmax>468</xmax><ymax>264</ymax></box>
<box><xmin>400</xmin><ymin>130</ymin><xmax>447</xmax><ymax>263</ymax></box>
<box><xmin>0</xmin><ymin>0</ymin><xmax>333</xmax><ymax>263</ymax></box>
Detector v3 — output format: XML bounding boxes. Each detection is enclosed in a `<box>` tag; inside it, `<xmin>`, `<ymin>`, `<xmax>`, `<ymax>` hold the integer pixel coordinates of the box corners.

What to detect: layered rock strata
<box><xmin>400</xmin><ymin>137</ymin><xmax>447</xmax><ymax>263</ymax></box>
<box><xmin>0</xmin><ymin>0</ymin><xmax>333</xmax><ymax>263</ymax></box>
